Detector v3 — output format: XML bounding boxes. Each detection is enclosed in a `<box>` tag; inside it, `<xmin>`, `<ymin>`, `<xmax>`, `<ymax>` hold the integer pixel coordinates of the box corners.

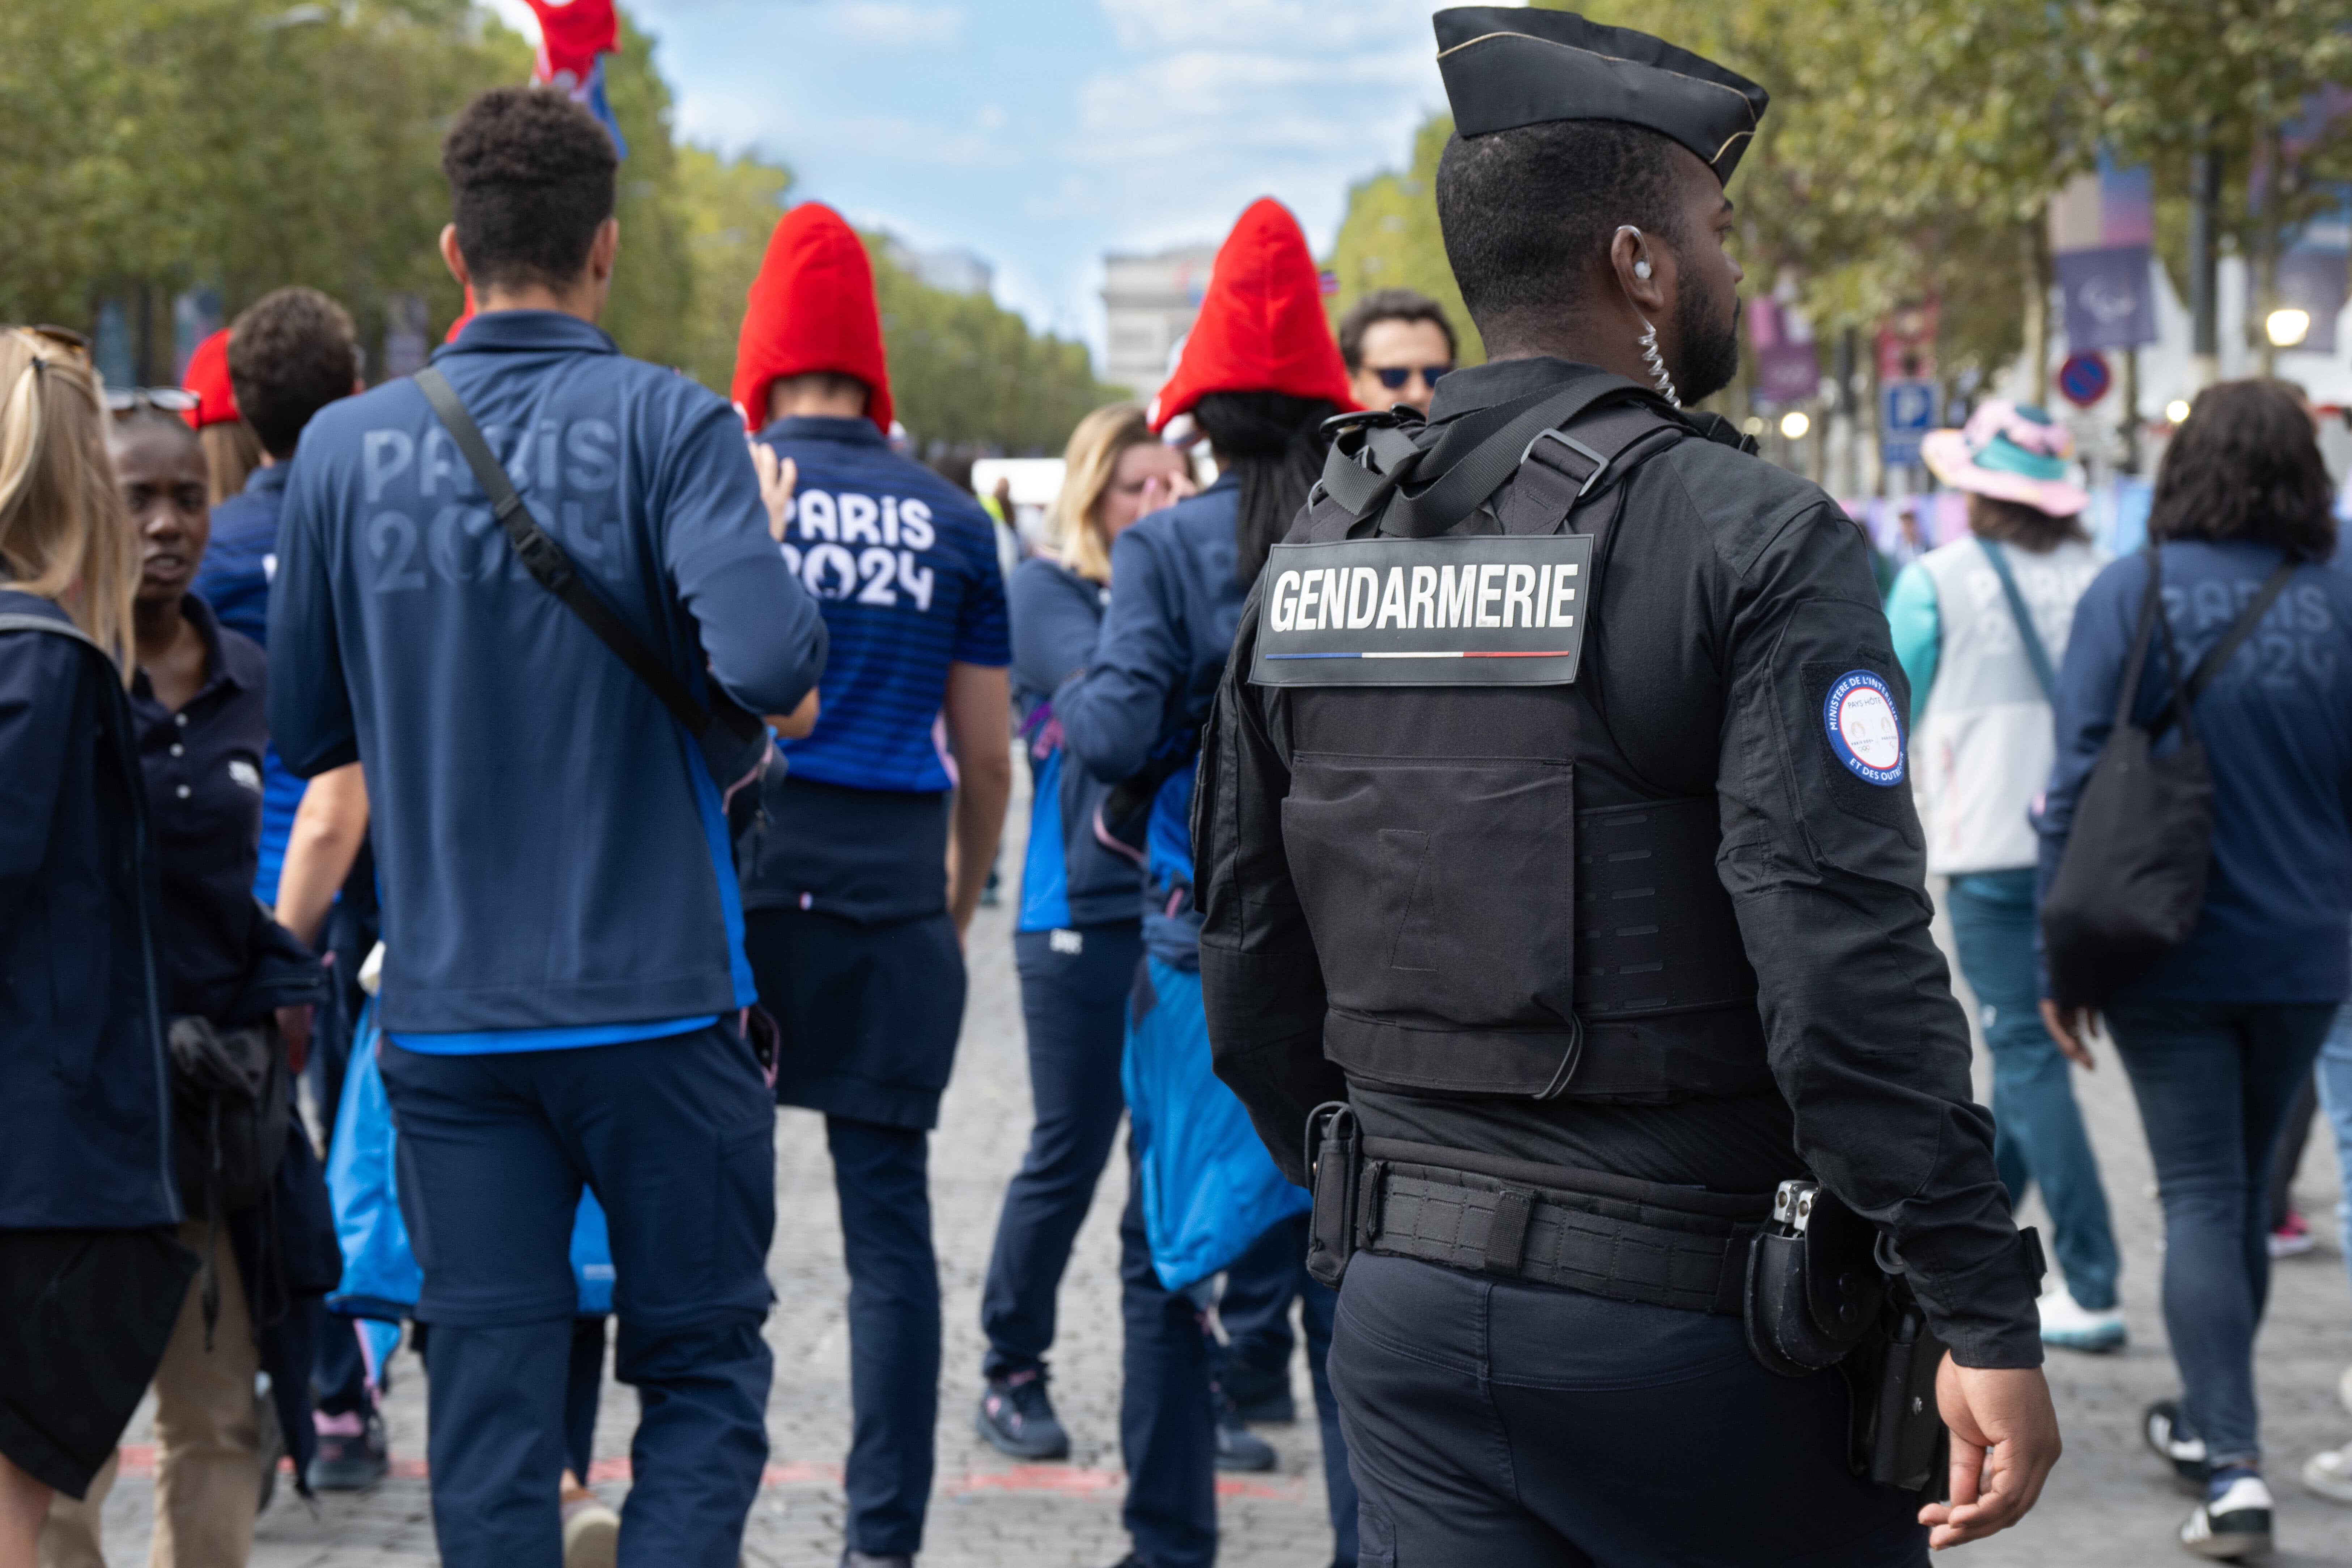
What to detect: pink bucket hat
<box><xmin>1921</xmin><ymin>400</ymin><xmax>2088</xmax><ymax>518</ymax></box>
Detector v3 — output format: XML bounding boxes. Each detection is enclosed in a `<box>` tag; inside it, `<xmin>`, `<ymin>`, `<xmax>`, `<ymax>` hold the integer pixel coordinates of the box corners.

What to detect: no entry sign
<box><xmin>2058</xmin><ymin>352</ymin><xmax>2111</xmax><ymax>408</ymax></box>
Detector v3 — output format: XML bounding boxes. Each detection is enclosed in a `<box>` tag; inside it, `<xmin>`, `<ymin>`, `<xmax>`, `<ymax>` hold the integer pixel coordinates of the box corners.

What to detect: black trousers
<box><xmin>1328</xmin><ymin>1253</ymin><xmax>1929</xmax><ymax>1567</ymax></box>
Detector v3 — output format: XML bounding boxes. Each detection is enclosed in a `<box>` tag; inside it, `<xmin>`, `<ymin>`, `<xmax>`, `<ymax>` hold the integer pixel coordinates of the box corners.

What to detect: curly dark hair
<box><xmin>1436</xmin><ymin>119</ymin><xmax>1685</xmax><ymax>337</ymax></box>
<box><xmin>1336</xmin><ymin>289</ymin><xmax>1456</xmax><ymax>372</ymax></box>
<box><xmin>227</xmin><ymin>287</ymin><xmax>355</xmax><ymax>459</ymax></box>
<box><xmin>441</xmin><ymin>86</ymin><xmax>617</xmax><ymax>294</ymax></box>
<box><xmin>1194</xmin><ymin>391</ymin><xmax>1337</xmax><ymax>584</ymax></box>
<box><xmin>2148</xmin><ymin>379</ymin><xmax>2338</xmax><ymax>562</ymax></box>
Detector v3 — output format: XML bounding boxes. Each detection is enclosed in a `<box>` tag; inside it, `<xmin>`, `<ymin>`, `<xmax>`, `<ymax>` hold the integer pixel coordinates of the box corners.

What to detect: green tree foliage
<box><xmin>1324</xmin><ymin>116</ymin><xmax>1484</xmax><ymax>366</ymax></box>
<box><xmin>0</xmin><ymin>1</ymin><xmax>1112</xmax><ymax>453</ymax></box>
<box><xmin>0</xmin><ymin>0</ymin><xmax>528</xmax><ymax>368</ymax></box>
<box><xmin>1322</xmin><ymin>0</ymin><xmax>2350</xmax><ymax>396</ymax></box>
<box><xmin>671</xmin><ymin>143</ymin><xmax>795</xmax><ymax>394</ymax></box>
<box><xmin>868</xmin><ymin>238</ymin><xmax>1114</xmax><ymax>454</ymax></box>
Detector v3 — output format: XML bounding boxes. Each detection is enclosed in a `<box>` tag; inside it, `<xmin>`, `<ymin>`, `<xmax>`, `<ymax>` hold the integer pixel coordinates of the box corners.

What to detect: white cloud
<box><xmin>1063</xmin><ymin>2</ymin><xmax>1445</xmax><ymax>256</ymax></box>
<box><xmin>829</xmin><ymin>3</ymin><xmax>965</xmax><ymax>47</ymax></box>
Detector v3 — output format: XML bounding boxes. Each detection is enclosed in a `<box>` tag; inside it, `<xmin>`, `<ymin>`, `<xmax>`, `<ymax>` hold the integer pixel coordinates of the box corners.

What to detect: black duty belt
<box><xmin>1351</xmin><ymin>1138</ymin><xmax>1769</xmax><ymax>1317</ymax></box>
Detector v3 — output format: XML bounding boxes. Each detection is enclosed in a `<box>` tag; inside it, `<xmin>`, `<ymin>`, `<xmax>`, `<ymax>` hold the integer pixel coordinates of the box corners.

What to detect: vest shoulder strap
<box><xmin>1313</xmin><ymin>374</ymin><xmax>1697</xmax><ymax>544</ymax></box>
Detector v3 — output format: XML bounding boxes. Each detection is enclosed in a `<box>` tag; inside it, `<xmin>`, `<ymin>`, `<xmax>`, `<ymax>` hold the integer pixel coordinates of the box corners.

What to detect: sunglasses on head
<box><xmin>106</xmin><ymin>386</ymin><xmax>200</xmax><ymax>416</ymax></box>
<box><xmin>1373</xmin><ymin>365</ymin><xmax>1451</xmax><ymax>391</ymax></box>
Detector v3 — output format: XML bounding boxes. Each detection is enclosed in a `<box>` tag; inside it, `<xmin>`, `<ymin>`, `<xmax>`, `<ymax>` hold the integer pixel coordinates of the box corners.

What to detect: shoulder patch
<box><xmin>1822</xmin><ymin>670</ymin><xmax>1904</xmax><ymax>786</ymax></box>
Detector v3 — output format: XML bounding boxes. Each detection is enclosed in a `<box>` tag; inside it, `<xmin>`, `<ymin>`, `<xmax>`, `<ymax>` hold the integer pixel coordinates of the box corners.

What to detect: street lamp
<box><xmin>1779</xmin><ymin>410</ymin><xmax>1811</xmax><ymax>441</ymax></box>
<box><xmin>2165</xmin><ymin>398</ymin><xmax>2192</xmax><ymax>425</ymax></box>
<box><xmin>2266</xmin><ymin>307</ymin><xmax>2313</xmax><ymax>349</ymax></box>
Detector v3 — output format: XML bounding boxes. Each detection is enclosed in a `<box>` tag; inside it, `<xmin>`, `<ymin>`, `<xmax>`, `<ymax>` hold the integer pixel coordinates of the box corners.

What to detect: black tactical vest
<box><xmin>1242</xmin><ymin>372</ymin><xmax>1771</xmax><ymax>1104</ymax></box>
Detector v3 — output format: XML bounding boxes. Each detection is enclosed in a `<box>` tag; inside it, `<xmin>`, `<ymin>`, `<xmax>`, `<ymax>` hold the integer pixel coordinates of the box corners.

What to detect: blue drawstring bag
<box><xmin>1122</xmin><ymin>956</ymin><xmax>1310</xmax><ymax>1291</ymax></box>
<box><xmin>326</xmin><ymin>998</ymin><xmax>612</xmax><ymax>1321</ymax></box>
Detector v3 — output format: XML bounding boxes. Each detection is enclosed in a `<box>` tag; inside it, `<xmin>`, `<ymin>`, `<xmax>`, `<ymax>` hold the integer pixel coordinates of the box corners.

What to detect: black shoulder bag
<box><xmin>2041</xmin><ymin>542</ymin><xmax>2297</xmax><ymax>1004</ymax></box>
<box><xmin>411</xmin><ymin>367</ymin><xmax>775</xmax><ymax>833</ymax></box>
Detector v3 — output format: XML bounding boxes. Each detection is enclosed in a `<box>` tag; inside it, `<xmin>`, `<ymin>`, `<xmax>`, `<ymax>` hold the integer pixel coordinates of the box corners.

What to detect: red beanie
<box><xmin>731</xmin><ymin>203</ymin><xmax>893</xmax><ymax>435</ymax></box>
<box><xmin>181</xmin><ymin>329</ymin><xmax>239</xmax><ymax>429</ymax></box>
<box><xmin>444</xmin><ymin>285</ymin><xmax>476</xmax><ymax>346</ymax></box>
<box><xmin>1148</xmin><ymin>197</ymin><xmax>1353</xmax><ymax>432</ymax></box>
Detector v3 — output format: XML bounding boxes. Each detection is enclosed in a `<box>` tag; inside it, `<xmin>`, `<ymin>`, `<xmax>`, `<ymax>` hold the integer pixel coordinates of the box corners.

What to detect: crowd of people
<box><xmin>5</xmin><ymin>21</ymin><xmax>2352</xmax><ymax>1568</ymax></box>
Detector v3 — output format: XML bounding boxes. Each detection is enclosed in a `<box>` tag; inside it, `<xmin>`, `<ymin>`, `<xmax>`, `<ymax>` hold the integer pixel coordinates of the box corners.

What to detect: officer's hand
<box><xmin>2037</xmin><ymin>999</ymin><xmax>2098</xmax><ymax>1071</ymax></box>
<box><xmin>1921</xmin><ymin>1357</ymin><xmax>2060</xmax><ymax>1549</ymax></box>
<box><xmin>751</xmin><ymin>443</ymin><xmax>798</xmax><ymax>542</ymax></box>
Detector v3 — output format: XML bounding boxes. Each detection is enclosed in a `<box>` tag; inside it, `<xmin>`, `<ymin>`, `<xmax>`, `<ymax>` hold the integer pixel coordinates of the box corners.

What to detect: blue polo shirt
<box><xmin>738</xmin><ymin>415</ymin><xmax>1008</xmax><ymax>922</ymax></box>
<box><xmin>269</xmin><ymin>310</ymin><xmax>828</xmax><ymax>1047</ymax></box>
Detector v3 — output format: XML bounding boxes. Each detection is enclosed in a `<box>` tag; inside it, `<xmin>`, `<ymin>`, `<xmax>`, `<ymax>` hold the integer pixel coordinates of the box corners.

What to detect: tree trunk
<box><xmin>2020</xmin><ymin>216</ymin><xmax>2052</xmax><ymax>407</ymax></box>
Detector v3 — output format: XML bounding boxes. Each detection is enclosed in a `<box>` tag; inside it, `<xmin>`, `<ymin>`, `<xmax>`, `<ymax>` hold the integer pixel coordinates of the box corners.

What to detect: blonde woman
<box><xmin>0</xmin><ymin>327</ymin><xmax>194</xmax><ymax>1568</ymax></box>
<box><xmin>972</xmin><ymin>403</ymin><xmax>1190</xmax><ymax>1460</ymax></box>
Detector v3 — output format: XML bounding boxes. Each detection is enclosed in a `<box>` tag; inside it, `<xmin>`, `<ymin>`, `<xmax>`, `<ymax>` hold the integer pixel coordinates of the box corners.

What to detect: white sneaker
<box><xmin>2303</xmin><ymin>1440</ymin><xmax>2352</xmax><ymax>1505</ymax></box>
<box><xmin>2037</xmin><ymin>1286</ymin><xmax>2127</xmax><ymax>1352</ymax></box>
<box><xmin>2181</xmin><ymin>1474</ymin><xmax>2274</xmax><ymax>1559</ymax></box>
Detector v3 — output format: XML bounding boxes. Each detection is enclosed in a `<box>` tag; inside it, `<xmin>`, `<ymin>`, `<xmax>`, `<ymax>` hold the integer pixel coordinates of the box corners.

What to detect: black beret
<box><xmin>1433</xmin><ymin>8</ymin><xmax>1769</xmax><ymax>184</ymax></box>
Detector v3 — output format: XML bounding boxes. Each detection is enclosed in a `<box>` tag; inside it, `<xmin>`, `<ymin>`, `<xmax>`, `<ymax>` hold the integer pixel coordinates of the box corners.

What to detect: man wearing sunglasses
<box><xmin>1336</xmin><ymin>288</ymin><xmax>1457</xmax><ymax>416</ymax></box>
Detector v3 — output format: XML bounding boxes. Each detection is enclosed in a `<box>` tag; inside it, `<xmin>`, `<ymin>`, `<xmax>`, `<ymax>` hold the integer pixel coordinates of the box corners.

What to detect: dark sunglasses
<box><xmin>106</xmin><ymin>386</ymin><xmax>200</xmax><ymax>415</ymax></box>
<box><xmin>1373</xmin><ymin>365</ymin><xmax>1451</xmax><ymax>391</ymax></box>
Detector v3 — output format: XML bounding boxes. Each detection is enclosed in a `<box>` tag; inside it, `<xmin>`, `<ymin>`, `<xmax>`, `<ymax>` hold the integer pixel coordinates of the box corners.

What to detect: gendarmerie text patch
<box><xmin>1249</xmin><ymin>534</ymin><xmax>1595</xmax><ymax>687</ymax></box>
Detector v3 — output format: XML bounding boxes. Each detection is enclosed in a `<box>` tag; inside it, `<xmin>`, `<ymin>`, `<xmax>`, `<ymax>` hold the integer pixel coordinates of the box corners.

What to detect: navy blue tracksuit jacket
<box><xmin>1056</xmin><ymin>474</ymin><xmax>1246</xmax><ymax>969</ymax></box>
<box><xmin>269</xmin><ymin>310</ymin><xmax>828</xmax><ymax>1044</ymax></box>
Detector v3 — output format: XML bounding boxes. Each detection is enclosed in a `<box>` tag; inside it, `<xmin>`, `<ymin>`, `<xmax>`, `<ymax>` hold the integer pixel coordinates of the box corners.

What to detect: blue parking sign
<box><xmin>1881</xmin><ymin>380</ymin><xmax>1936</xmax><ymax>467</ymax></box>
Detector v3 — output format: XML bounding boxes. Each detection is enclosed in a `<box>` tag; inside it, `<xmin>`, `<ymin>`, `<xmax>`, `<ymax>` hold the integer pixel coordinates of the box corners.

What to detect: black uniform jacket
<box><xmin>1197</xmin><ymin>357</ymin><xmax>2041</xmax><ymax>1368</ymax></box>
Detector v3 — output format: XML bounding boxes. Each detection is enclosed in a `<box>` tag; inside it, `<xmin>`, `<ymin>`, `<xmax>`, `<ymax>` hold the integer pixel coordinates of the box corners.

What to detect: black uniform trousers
<box><xmin>1327</xmin><ymin>1252</ymin><xmax>1929</xmax><ymax>1567</ymax></box>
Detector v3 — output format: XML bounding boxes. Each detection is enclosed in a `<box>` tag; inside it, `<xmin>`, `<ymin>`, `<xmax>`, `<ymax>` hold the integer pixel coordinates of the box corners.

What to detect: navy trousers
<box><xmin>1217</xmin><ymin>1216</ymin><xmax>1358</xmax><ymax>1567</ymax></box>
<box><xmin>981</xmin><ymin>921</ymin><xmax>1142</xmax><ymax>1378</ymax></box>
<box><xmin>378</xmin><ymin>1026</ymin><xmax>775</xmax><ymax>1568</ymax></box>
<box><xmin>1120</xmin><ymin>1138</ymin><xmax>1218</xmax><ymax>1568</ymax></box>
<box><xmin>1330</xmin><ymin>1252</ymin><xmax>1926</xmax><ymax>1567</ymax></box>
<box><xmin>821</xmin><ymin>1115</ymin><xmax>941</xmax><ymax>1557</ymax></box>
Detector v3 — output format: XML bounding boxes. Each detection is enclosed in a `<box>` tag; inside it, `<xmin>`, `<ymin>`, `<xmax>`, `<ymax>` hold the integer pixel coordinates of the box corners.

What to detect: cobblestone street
<box><xmin>75</xmin><ymin>827</ymin><xmax>2352</xmax><ymax>1565</ymax></box>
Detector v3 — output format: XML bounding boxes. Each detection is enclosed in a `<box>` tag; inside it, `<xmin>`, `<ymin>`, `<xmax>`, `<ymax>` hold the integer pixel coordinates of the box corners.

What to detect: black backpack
<box><xmin>2040</xmin><ymin>540</ymin><xmax>2296</xmax><ymax>1004</ymax></box>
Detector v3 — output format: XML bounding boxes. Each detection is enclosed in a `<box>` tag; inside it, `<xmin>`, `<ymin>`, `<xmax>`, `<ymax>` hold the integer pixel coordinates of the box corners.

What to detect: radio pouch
<box><xmin>1304</xmin><ymin>1101</ymin><xmax>1363</xmax><ymax>1289</ymax></box>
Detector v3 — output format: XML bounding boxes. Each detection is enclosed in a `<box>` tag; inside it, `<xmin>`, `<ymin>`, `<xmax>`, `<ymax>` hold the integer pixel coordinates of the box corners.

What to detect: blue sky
<box><xmin>488</xmin><ymin>1</ymin><xmax>1470</xmax><ymax>361</ymax></box>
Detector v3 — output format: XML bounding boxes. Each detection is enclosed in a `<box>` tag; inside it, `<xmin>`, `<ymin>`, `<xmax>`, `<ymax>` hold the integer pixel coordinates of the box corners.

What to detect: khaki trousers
<box><xmin>40</xmin><ymin>1218</ymin><xmax>261</xmax><ymax>1568</ymax></box>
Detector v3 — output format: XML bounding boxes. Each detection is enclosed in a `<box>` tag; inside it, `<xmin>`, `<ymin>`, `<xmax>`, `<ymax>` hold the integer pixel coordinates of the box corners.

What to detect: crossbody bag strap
<box><xmin>2152</xmin><ymin>554</ymin><xmax>2300</xmax><ymax>743</ymax></box>
<box><xmin>1977</xmin><ymin>538</ymin><xmax>2056</xmax><ymax>701</ymax></box>
<box><xmin>412</xmin><ymin>367</ymin><xmax>748</xmax><ymax>742</ymax></box>
<box><xmin>2111</xmin><ymin>541</ymin><xmax>2167</xmax><ymax>734</ymax></box>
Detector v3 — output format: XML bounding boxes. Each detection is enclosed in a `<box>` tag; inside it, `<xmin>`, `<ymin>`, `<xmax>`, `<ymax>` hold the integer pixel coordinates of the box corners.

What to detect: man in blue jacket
<box><xmin>729</xmin><ymin>200</ymin><xmax>1012</xmax><ymax>1568</ymax></box>
<box><xmin>269</xmin><ymin>88</ymin><xmax>827</xmax><ymax>1568</ymax></box>
<box><xmin>192</xmin><ymin>286</ymin><xmax>358</xmax><ymax>907</ymax></box>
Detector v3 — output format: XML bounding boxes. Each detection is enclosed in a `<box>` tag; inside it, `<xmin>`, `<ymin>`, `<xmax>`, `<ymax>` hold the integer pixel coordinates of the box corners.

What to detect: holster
<box><xmin>1841</xmin><ymin>1282</ymin><xmax>1953</xmax><ymax>1498</ymax></box>
<box><xmin>1305</xmin><ymin>1101</ymin><xmax>1363</xmax><ymax>1289</ymax></box>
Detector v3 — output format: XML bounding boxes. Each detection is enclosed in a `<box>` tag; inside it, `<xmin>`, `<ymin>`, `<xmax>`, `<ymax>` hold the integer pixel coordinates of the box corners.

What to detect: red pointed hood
<box><xmin>731</xmin><ymin>202</ymin><xmax>893</xmax><ymax>435</ymax></box>
<box><xmin>1148</xmin><ymin>197</ymin><xmax>1352</xmax><ymax>432</ymax></box>
<box><xmin>181</xmin><ymin>329</ymin><xmax>239</xmax><ymax>429</ymax></box>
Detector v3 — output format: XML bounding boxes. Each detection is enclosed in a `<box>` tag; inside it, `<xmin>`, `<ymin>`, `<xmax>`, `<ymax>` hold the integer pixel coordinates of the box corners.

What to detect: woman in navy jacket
<box><xmin>0</xmin><ymin>327</ymin><xmax>194</xmax><ymax>1556</ymax></box>
<box><xmin>973</xmin><ymin>403</ymin><xmax>1192</xmax><ymax>1460</ymax></box>
<box><xmin>2039</xmin><ymin>380</ymin><xmax>2352</xmax><ymax>1558</ymax></box>
<box><xmin>1052</xmin><ymin>198</ymin><xmax>1360</xmax><ymax>1568</ymax></box>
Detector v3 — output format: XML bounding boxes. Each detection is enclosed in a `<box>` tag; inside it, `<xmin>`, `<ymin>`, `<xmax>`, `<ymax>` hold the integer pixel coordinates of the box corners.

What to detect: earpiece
<box><xmin>1617</xmin><ymin>224</ymin><xmax>1653</xmax><ymax>281</ymax></box>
